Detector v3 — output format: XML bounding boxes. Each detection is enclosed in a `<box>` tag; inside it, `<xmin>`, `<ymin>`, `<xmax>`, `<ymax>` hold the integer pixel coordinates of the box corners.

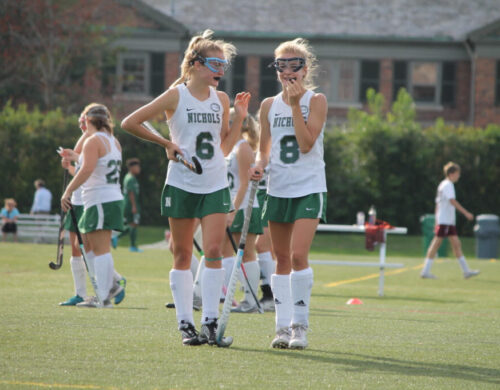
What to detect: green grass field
<box><xmin>0</xmin><ymin>237</ymin><xmax>498</xmax><ymax>390</ymax></box>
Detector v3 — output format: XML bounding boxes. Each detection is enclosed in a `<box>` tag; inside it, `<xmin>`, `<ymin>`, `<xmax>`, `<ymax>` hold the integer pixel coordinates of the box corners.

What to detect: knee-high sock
<box><xmin>130</xmin><ymin>227</ymin><xmax>137</xmax><ymax>247</ymax></box>
<box><xmin>193</xmin><ymin>256</ymin><xmax>205</xmax><ymax>299</ymax></box>
<box><xmin>422</xmin><ymin>258</ymin><xmax>434</xmax><ymax>274</ymax></box>
<box><xmin>458</xmin><ymin>255</ymin><xmax>470</xmax><ymax>272</ymax></box>
<box><xmin>221</xmin><ymin>256</ymin><xmax>235</xmax><ymax>291</ymax></box>
<box><xmin>70</xmin><ymin>256</ymin><xmax>87</xmax><ymax>298</ymax></box>
<box><xmin>190</xmin><ymin>254</ymin><xmax>199</xmax><ymax>279</ymax></box>
<box><xmin>94</xmin><ymin>253</ymin><xmax>113</xmax><ymax>302</ymax></box>
<box><xmin>242</xmin><ymin>260</ymin><xmax>260</xmax><ymax>305</ymax></box>
<box><xmin>201</xmin><ymin>268</ymin><xmax>224</xmax><ymax>324</ymax></box>
<box><xmin>257</xmin><ymin>251</ymin><xmax>275</xmax><ymax>285</ymax></box>
<box><xmin>118</xmin><ymin>226</ymin><xmax>130</xmax><ymax>239</ymax></box>
<box><xmin>290</xmin><ymin>268</ymin><xmax>313</xmax><ymax>327</ymax></box>
<box><xmin>271</xmin><ymin>274</ymin><xmax>292</xmax><ymax>332</ymax></box>
<box><xmin>112</xmin><ymin>269</ymin><xmax>123</xmax><ymax>284</ymax></box>
<box><xmin>85</xmin><ymin>250</ymin><xmax>96</xmax><ymax>278</ymax></box>
<box><xmin>169</xmin><ymin>269</ymin><xmax>194</xmax><ymax>326</ymax></box>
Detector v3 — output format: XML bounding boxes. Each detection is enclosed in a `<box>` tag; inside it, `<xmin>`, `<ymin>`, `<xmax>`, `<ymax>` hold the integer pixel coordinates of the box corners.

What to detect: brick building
<box><xmin>105</xmin><ymin>0</ymin><xmax>500</xmax><ymax>127</ymax></box>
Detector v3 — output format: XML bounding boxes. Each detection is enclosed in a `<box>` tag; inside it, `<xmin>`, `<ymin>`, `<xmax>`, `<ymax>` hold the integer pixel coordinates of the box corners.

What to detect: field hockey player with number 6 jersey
<box><xmin>121</xmin><ymin>29</ymin><xmax>250</xmax><ymax>347</ymax></box>
<box><xmin>60</xmin><ymin>104</ymin><xmax>125</xmax><ymax>309</ymax></box>
<box><xmin>249</xmin><ymin>38</ymin><xmax>328</xmax><ymax>350</ymax></box>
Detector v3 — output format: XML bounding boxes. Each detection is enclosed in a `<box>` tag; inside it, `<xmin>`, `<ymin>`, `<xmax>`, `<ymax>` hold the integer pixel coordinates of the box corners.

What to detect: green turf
<box><xmin>0</xmin><ymin>241</ymin><xmax>498</xmax><ymax>390</ymax></box>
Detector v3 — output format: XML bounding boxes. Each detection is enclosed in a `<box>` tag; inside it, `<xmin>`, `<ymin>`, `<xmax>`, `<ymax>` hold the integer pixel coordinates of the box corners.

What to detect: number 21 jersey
<box><xmin>267</xmin><ymin>90</ymin><xmax>326</xmax><ymax>198</ymax></box>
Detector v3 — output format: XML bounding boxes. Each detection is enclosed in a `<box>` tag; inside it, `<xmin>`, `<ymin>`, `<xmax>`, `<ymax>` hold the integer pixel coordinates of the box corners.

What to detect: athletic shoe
<box><xmin>464</xmin><ymin>270</ymin><xmax>480</xmax><ymax>279</ymax></box>
<box><xmin>107</xmin><ymin>283</ymin><xmax>124</xmax><ymax>303</ymax></box>
<box><xmin>76</xmin><ymin>296</ymin><xmax>99</xmax><ymax>308</ymax></box>
<box><xmin>101</xmin><ymin>299</ymin><xmax>113</xmax><ymax>309</ymax></box>
<box><xmin>260</xmin><ymin>298</ymin><xmax>275</xmax><ymax>312</ymax></box>
<box><xmin>179</xmin><ymin>320</ymin><xmax>204</xmax><ymax>346</ymax></box>
<box><xmin>271</xmin><ymin>327</ymin><xmax>291</xmax><ymax>349</ymax></box>
<box><xmin>59</xmin><ymin>295</ymin><xmax>84</xmax><ymax>306</ymax></box>
<box><xmin>289</xmin><ymin>323</ymin><xmax>308</xmax><ymax>350</ymax></box>
<box><xmin>230</xmin><ymin>299</ymin><xmax>259</xmax><ymax>313</ymax></box>
<box><xmin>111</xmin><ymin>236</ymin><xmax>118</xmax><ymax>249</ymax></box>
<box><xmin>129</xmin><ymin>246</ymin><xmax>143</xmax><ymax>253</ymax></box>
<box><xmin>114</xmin><ymin>277</ymin><xmax>127</xmax><ymax>305</ymax></box>
<box><xmin>199</xmin><ymin>318</ymin><xmax>233</xmax><ymax>347</ymax></box>
<box><xmin>420</xmin><ymin>272</ymin><xmax>437</xmax><ymax>279</ymax></box>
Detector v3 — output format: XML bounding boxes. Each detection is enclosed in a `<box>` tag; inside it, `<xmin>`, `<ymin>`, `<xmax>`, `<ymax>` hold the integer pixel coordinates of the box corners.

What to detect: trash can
<box><xmin>420</xmin><ymin>214</ymin><xmax>448</xmax><ymax>257</ymax></box>
<box><xmin>474</xmin><ymin>214</ymin><xmax>500</xmax><ymax>259</ymax></box>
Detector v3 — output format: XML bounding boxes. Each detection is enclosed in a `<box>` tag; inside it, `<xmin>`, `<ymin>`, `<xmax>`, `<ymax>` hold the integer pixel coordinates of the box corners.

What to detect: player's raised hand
<box><xmin>233</xmin><ymin>92</ymin><xmax>251</xmax><ymax>120</ymax></box>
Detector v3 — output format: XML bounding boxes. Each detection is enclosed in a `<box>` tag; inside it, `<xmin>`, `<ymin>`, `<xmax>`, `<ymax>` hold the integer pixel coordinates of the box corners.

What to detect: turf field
<box><xmin>0</xmin><ymin>239</ymin><xmax>498</xmax><ymax>390</ymax></box>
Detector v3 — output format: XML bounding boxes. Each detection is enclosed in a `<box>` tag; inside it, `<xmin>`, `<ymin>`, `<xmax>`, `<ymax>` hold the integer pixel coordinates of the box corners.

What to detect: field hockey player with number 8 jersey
<box><xmin>121</xmin><ymin>29</ymin><xmax>250</xmax><ymax>346</ymax></box>
<box><xmin>250</xmin><ymin>38</ymin><xmax>328</xmax><ymax>350</ymax></box>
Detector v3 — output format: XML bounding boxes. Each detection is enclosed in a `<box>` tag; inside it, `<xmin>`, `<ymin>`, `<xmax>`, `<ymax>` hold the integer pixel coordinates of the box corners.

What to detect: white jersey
<box><xmin>70</xmin><ymin>161</ymin><xmax>84</xmax><ymax>206</ymax></box>
<box><xmin>267</xmin><ymin>90</ymin><xmax>327</xmax><ymax>198</ymax></box>
<box><xmin>166</xmin><ymin>83</ymin><xmax>228</xmax><ymax>194</ymax></box>
<box><xmin>436</xmin><ymin>178</ymin><xmax>456</xmax><ymax>225</ymax></box>
<box><xmin>225</xmin><ymin>139</ymin><xmax>259</xmax><ymax>210</ymax></box>
<box><xmin>81</xmin><ymin>132</ymin><xmax>123</xmax><ymax>209</ymax></box>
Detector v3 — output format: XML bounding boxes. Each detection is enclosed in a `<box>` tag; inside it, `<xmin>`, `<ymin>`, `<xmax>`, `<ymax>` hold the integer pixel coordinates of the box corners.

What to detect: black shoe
<box><xmin>199</xmin><ymin>318</ymin><xmax>217</xmax><ymax>345</ymax></box>
<box><xmin>259</xmin><ymin>284</ymin><xmax>274</xmax><ymax>301</ymax></box>
<box><xmin>179</xmin><ymin>320</ymin><xmax>204</xmax><ymax>346</ymax></box>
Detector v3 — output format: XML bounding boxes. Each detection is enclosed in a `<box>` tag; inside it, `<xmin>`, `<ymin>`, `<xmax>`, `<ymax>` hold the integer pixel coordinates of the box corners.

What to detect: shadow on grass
<box><xmin>312</xmin><ymin>293</ymin><xmax>466</xmax><ymax>304</ymax></box>
<box><xmin>230</xmin><ymin>347</ymin><xmax>500</xmax><ymax>385</ymax></box>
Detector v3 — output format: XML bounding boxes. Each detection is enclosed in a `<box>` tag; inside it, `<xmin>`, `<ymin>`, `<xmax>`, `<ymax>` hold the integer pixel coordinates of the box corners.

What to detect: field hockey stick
<box><xmin>49</xmin><ymin>170</ymin><xmax>70</xmax><ymax>270</ymax></box>
<box><xmin>226</xmin><ymin>227</ymin><xmax>263</xmax><ymax>313</ymax></box>
<box><xmin>69</xmin><ymin>206</ymin><xmax>102</xmax><ymax>306</ymax></box>
<box><xmin>216</xmin><ymin>179</ymin><xmax>260</xmax><ymax>347</ymax></box>
<box><xmin>142</xmin><ymin>121</ymin><xmax>202</xmax><ymax>174</ymax></box>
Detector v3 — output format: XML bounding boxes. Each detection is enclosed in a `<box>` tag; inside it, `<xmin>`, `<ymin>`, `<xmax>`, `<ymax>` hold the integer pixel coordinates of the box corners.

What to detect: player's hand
<box><xmin>233</xmin><ymin>92</ymin><xmax>251</xmax><ymax>121</ymax></box>
<box><xmin>59</xmin><ymin>148</ymin><xmax>79</xmax><ymax>162</ymax></box>
<box><xmin>465</xmin><ymin>212</ymin><xmax>474</xmax><ymax>221</ymax></box>
<box><xmin>284</xmin><ymin>78</ymin><xmax>306</xmax><ymax>107</ymax></box>
<box><xmin>164</xmin><ymin>141</ymin><xmax>183</xmax><ymax>162</ymax></box>
<box><xmin>61</xmin><ymin>157</ymin><xmax>71</xmax><ymax>169</ymax></box>
<box><xmin>249</xmin><ymin>166</ymin><xmax>263</xmax><ymax>181</ymax></box>
<box><xmin>60</xmin><ymin>192</ymin><xmax>72</xmax><ymax>212</ymax></box>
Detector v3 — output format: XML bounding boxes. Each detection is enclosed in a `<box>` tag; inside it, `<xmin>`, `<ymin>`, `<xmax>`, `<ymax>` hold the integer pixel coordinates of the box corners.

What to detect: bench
<box><xmin>17</xmin><ymin>213</ymin><xmax>68</xmax><ymax>243</ymax></box>
<box><xmin>311</xmin><ymin>224</ymin><xmax>408</xmax><ymax>297</ymax></box>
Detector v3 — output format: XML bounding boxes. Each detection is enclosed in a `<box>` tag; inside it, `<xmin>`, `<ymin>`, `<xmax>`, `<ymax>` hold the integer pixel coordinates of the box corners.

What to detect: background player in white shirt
<box><xmin>421</xmin><ymin>162</ymin><xmax>479</xmax><ymax>279</ymax></box>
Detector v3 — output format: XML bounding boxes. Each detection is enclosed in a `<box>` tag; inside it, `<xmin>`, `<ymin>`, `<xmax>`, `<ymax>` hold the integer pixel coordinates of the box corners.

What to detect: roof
<box><xmin>141</xmin><ymin>0</ymin><xmax>500</xmax><ymax>42</ymax></box>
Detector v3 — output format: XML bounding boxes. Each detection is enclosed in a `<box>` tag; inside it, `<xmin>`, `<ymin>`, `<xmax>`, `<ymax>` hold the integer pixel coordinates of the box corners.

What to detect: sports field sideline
<box><xmin>0</xmin><ymin>239</ymin><xmax>498</xmax><ymax>390</ymax></box>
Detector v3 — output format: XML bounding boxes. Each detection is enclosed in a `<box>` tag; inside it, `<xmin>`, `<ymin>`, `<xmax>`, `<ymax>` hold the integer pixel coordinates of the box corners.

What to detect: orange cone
<box><xmin>346</xmin><ymin>298</ymin><xmax>363</xmax><ymax>305</ymax></box>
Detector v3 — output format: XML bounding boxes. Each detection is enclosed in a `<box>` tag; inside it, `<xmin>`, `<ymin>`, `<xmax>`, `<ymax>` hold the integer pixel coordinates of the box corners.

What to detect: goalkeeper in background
<box><xmin>112</xmin><ymin>158</ymin><xmax>142</xmax><ymax>252</ymax></box>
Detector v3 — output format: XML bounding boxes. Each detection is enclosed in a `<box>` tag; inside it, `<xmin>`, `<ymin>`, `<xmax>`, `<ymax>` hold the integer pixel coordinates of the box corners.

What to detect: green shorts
<box><xmin>161</xmin><ymin>185</ymin><xmax>232</xmax><ymax>219</ymax></box>
<box><xmin>78</xmin><ymin>200</ymin><xmax>124</xmax><ymax>234</ymax></box>
<box><xmin>256</xmin><ymin>189</ymin><xmax>268</xmax><ymax>228</ymax></box>
<box><xmin>63</xmin><ymin>205</ymin><xmax>84</xmax><ymax>232</ymax></box>
<box><xmin>230</xmin><ymin>208</ymin><xmax>263</xmax><ymax>235</ymax></box>
<box><xmin>263</xmin><ymin>193</ymin><xmax>327</xmax><ymax>224</ymax></box>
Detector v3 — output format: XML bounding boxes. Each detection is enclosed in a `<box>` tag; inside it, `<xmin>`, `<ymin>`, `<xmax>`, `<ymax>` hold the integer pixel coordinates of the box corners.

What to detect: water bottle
<box><xmin>368</xmin><ymin>205</ymin><xmax>376</xmax><ymax>225</ymax></box>
<box><xmin>356</xmin><ymin>211</ymin><xmax>365</xmax><ymax>226</ymax></box>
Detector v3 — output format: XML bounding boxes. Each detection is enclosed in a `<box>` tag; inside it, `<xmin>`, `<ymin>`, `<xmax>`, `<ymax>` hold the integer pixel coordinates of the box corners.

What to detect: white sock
<box><xmin>458</xmin><ymin>256</ymin><xmax>470</xmax><ymax>273</ymax></box>
<box><xmin>85</xmin><ymin>250</ymin><xmax>96</xmax><ymax>278</ymax></box>
<box><xmin>271</xmin><ymin>274</ymin><xmax>292</xmax><ymax>332</ymax></box>
<box><xmin>112</xmin><ymin>270</ymin><xmax>122</xmax><ymax>284</ymax></box>
<box><xmin>201</xmin><ymin>268</ymin><xmax>224</xmax><ymax>324</ymax></box>
<box><xmin>190</xmin><ymin>254</ymin><xmax>199</xmax><ymax>279</ymax></box>
<box><xmin>290</xmin><ymin>268</ymin><xmax>313</xmax><ymax>327</ymax></box>
<box><xmin>258</xmin><ymin>251</ymin><xmax>275</xmax><ymax>285</ymax></box>
<box><xmin>70</xmin><ymin>256</ymin><xmax>87</xmax><ymax>298</ymax></box>
<box><xmin>169</xmin><ymin>269</ymin><xmax>194</xmax><ymax>326</ymax></box>
<box><xmin>422</xmin><ymin>258</ymin><xmax>434</xmax><ymax>274</ymax></box>
<box><xmin>193</xmin><ymin>256</ymin><xmax>205</xmax><ymax>299</ymax></box>
<box><xmin>94</xmin><ymin>253</ymin><xmax>113</xmax><ymax>302</ymax></box>
<box><xmin>222</xmin><ymin>256</ymin><xmax>235</xmax><ymax>291</ymax></box>
<box><xmin>108</xmin><ymin>256</ymin><xmax>115</xmax><ymax>291</ymax></box>
<box><xmin>242</xmin><ymin>261</ymin><xmax>260</xmax><ymax>305</ymax></box>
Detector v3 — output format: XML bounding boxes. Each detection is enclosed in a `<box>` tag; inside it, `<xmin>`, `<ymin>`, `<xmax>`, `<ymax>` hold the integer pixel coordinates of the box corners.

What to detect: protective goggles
<box><xmin>269</xmin><ymin>57</ymin><xmax>305</xmax><ymax>73</ymax></box>
<box><xmin>193</xmin><ymin>55</ymin><xmax>229</xmax><ymax>73</ymax></box>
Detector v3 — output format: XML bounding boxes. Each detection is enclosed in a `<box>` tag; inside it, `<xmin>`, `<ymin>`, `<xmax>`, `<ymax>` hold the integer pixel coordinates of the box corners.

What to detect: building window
<box><xmin>320</xmin><ymin>59</ymin><xmax>359</xmax><ymax>104</ymax></box>
<box><xmin>150</xmin><ymin>53</ymin><xmax>165</xmax><ymax>97</ymax></box>
<box><xmin>231</xmin><ymin>56</ymin><xmax>246</xmax><ymax>98</ymax></box>
<box><xmin>260</xmin><ymin>57</ymin><xmax>279</xmax><ymax>101</ymax></box>
<box><xmin>393</xmin><ymin>61</ymin><xmax>408</xmax><ymax>101</ymax></box>
<box><xmin>411</xmin><ymin>62</ymin><xmax>438</xmax><ymax>103</ymax></box>
<box><xmin>496</xmin><ymin>61</ymin><xmax>500</xmax><ymax>106</ymax></box>
<box><xmin>118</xmin><ymin>52</ymin><xmax>150</xmax><ymax>95</ymax></box>
<box><xmin>441</xmin><ymin>61</ymin><xmax>456</xmax><ymax>107</ymax></box>
<box><xmin>360</xmin><ymin>60</ymin><xmax>380</xmax><ymax>102</ymax></box>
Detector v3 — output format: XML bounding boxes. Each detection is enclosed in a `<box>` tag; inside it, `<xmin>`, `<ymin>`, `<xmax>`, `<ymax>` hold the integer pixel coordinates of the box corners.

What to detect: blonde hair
<box><xmin>81</xmin><ymin>103</ymin><xmax>114</xmax><ymax>133</ymax></box>
<box><xmin>170</xmin><ymin>29</ymin><xmax>237</xmax><ymax>88</ymax></box>
<box><xmin>230</xmin><ymin>109</ymin><xmax>259</xmax><ymax>151</ymax></box>
<box><xmin>274</xmin><ymin>37</ymin><xmax>318</xmax><ymax>90</ymax></box>
<box><xmin>444</xmin><ymin>161</ymin><xmax>460</xmax><ymax>177</ymax></box>
<box><xmin>4</xmin><ymin>198</ymin><xmax>16</xmax><ymax>208</ymax></box>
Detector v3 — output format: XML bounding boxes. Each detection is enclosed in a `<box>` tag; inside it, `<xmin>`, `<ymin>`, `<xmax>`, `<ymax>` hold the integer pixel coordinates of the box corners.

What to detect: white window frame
<box><xmin>116</xmin><ymin>52</ymin><xmax>151</xmax><ymax>97</ymax></box>
<box><xmin>408</xmin><ymin>61</ymin><xmax>443</xmax><ymax>108</ymax></box>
